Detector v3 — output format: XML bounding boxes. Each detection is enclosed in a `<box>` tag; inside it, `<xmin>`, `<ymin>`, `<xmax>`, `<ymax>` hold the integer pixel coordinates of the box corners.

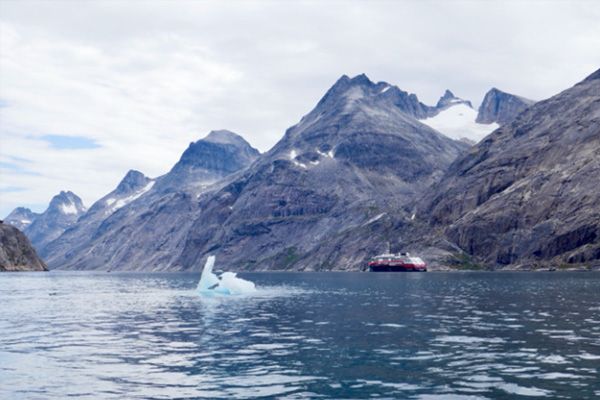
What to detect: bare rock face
<box><xmin>0</xmin><ymin>222</ymin><xmax>47</xmax><ymax>271</ymax></box>
<box><xmin>426</xmin><ymin>68</ymin><xmax>600</xmax><ymax>269</ymax></box>
<box><xmin>24</xmin><ymin>191</ymin><xmax>86</xmax><ymax>251</ymax></box>
<box><xmin>476</xmin><ymin>88</ymin><xmax>535</xmax><ymax>125</ymax></box>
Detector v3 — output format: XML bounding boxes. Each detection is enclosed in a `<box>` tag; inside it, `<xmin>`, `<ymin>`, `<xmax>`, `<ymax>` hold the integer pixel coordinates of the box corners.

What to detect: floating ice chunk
<box><xmin>197</xmin><ymin>255</ymin><xmax>256</xmax><ymax>296</ymax></box>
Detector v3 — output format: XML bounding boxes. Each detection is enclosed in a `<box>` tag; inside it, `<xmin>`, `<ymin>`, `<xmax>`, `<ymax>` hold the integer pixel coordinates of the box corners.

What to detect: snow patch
<box><xmin>316</xmin><ymin>148</ymin><xmax>335</xmax><ymax>159</ymax></box>
<box><xmin>421</xmin><ymin>103</ymin><xmax>499</xmax><ymax>143</ymax></box>
<box><xmin>60</xmin><ymin>202</ymin><xmax>79</xmax><ymax>215</ymax></box>
<box><xmin>343</xmin><ymin>86</ymin><xmax>365</xmax><ymax>112</ymax></box>
<box><xmin>105</xmin><ymin>198</ymin><xmax>116</xmax><ymax>206</ymax></box>
<box><xmin>380</xmin><ymin>85</ymin><xmax>391</xmax><ymax>94</ymax></box>
<box><xmin>288</xmin><ymin>149</ymin><xmax>307</xmax><ymax>168</ymax></box>
<box><xmin>106</xmin><ymin>181</ymin><xmax>155</xmax><ymax>214</ymax></box>
<box><xmin>364</xmin><ymin>213</ymin><xmax>386</xmax><ymax>226</ymax></box>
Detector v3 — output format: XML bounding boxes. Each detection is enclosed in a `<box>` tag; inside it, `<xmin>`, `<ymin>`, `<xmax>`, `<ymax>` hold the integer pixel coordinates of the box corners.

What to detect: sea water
<box><xmin>0</xmin><ymin>271</ymin><xmax>599</xmax><ymax>399</ymax></box>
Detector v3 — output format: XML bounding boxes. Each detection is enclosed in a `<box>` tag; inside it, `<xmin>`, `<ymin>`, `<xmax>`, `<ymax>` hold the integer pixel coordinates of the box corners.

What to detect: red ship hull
<box><xmin>369</xmin><ymin>263</ymin><xmax>427</xmax><ymax>272</ymax></box>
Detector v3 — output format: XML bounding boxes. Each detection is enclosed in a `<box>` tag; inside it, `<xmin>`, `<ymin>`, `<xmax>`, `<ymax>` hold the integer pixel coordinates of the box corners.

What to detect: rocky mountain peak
<box><xmin>476</xmin><ymin>87</ymin><xmax>535</xmax><ymax>125</ymax></box>
<box><xmin>156</xmin><ymin>130</ymin><xmax>260</xmax><ymax>192</ymax></box>
<box><xmin>435</xmin><ymin>89</ymin><xmax>473</xmax><ymax>110</ymax></box>
<box><xmin>4</xmin><ymin>207</ymin><xmax>40</xmax><ymax>231</ymax></box>
<box><xmin>22</xmin><ymin>191</ymin><xmax>86</xmax><ymax>251</ymax></box>
<box><xmin>114</xmin><ymin>170</ymin><xmax>151</xmax><ymax>196</ymax></box>
<box><xmin>48</xmin><ymin>191</ymin><xmax>86</xmax><ymax>215</ymax></box>
<box><xmin>204</xmin><ymin>129</ymin><xmax>253</xmax><ymax>147</ymax></box>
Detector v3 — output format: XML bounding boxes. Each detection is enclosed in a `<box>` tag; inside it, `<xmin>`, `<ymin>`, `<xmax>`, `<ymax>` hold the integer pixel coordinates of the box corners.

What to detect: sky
<box><xmin>1</xmin><ymin>0</ymin><xmax>599</xmax><ymax>218</ymax></box>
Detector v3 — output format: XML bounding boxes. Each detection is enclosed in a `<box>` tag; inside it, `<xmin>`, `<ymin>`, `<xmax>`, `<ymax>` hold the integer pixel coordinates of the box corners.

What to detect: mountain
<box><xmin>46</xmin><ymin>131</ymin><xmax>260</xmax><ymax>270</ymax></box>
<box><xmin>425</xmin><ymin>68</ymin><xmax>600</xmax><ymax>269</ymax></box>
<box><xmin>476</xmin><ymin>87</ymin><xmax>535</xmax><ymax>125</ymax></box>
<box><xmin>41</xmin><ymin>170</ymin><xmax>154</xmax><ymax>265</ymax></box>
<box><xmin>421</xmin><ymin>88</ymin><xmax>534</xmax><ymax>143</ymax></box>
<box><xmin>421</xmin><ymin>102</ymin><xmax>499</xmax><ymax>143</ymax></box>
<box><xmin>0</xmin><ymin>222</ymin><xmax>47</xmax><ymax>271</ymax></box>
<box><xmin>23</xmin><ymin>191</ymin><xmax>86</xmax><ymax>251</ymax></box>
<box><xmin>155</xmin><ymin>129</ymin><xmax>260</xmax><ymax>193</ymax></box>
<box><xmin>48</xmin><ymin>74</ymin><xmax>467</xmax><ymax>271</ymax></box>
<box><xmin>171</xmin><ymin>74</ymin><xmax>468</xmax><ymax>271</ymax></box>
<box><xmin>435</xmin><ymin>89</ymin><xmax>473</xmax><ymax>110</ymax></box>
<box><xmin>4</xmin><ymin>207</ymin><xmax>40</xmax><ymax>231</ymax></box>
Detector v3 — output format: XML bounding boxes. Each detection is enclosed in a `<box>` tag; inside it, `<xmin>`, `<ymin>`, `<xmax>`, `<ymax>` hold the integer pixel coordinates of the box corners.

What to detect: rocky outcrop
<box><xmin>46</xmin><ymin>131</ymin><xmax>260</xmax><ymax>270</ymax></box>
<box><xmin>0</xmin><ymin>222</ymin><xmax>47</xmax><ymax>271</ymax></box>
<box><xmin>4</xmin><ymin>207</ymin><xmax>40</xmax><ymax>231</ymax></box>
<box><xmin>24</xmin><ymin>191</ymin><xmax>86</xmax><ymax>251</ymax></box>
<box><xmin>476</xmin><ymin>88</ymin><xmax>535</xmax><ymax>125</ymax></box>
<box><xmin>426</xmin><ymin>68</ymin><xmax>600</xmax><ymax>269</ymax></box>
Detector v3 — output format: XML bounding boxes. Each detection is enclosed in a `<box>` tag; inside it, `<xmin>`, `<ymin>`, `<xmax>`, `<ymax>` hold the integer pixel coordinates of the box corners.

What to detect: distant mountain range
<box><xmin>6</xmin><ymin>69</ymin><xmax>598</xmax><ymax>271</ymax></box>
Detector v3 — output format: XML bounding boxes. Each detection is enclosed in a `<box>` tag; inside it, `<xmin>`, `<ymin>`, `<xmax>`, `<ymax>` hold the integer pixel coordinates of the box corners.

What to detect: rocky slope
<box><xmin>23</xmin><ymin>191</ymin><xmax>86</xmax><ymax>251</ymax></box>
<box><xmin>476</xmin><ymin>88</ymin><xmax>535</xmax><ymax>125</ymax></box>
<box><xmin>172</xmin><ymin>74</ymin><xmax>468</xmax><ymax>271</ymax></box>
<box><xmin>46</xmin><ymin>130</ymin><xmax>260</xmax><ymax>270</ymax></box>
<box><xmin>40</xmin><ymin>170</ymin><xmax>154</xmax><ymax>264</ymax></box>
<box><xmin>0</xmin><ymin>222</ymin><xmax>47</xmax><ymax>271</ymax></box>
<box><xmin>426</xmin><ymin>68</ymin><xmax>600</xmax><ymax>269</ymax></box>
<box><xmin>5</xmin><ymin>207</ymin><xmax>40</xmax><ymax>231</ymax></box>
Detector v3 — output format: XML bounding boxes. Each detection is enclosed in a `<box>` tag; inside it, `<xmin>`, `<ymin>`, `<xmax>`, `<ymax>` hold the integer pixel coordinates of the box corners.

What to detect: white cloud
<box><xmin>0</xmin><ymin>0</ymin><xmax>599</xmax><ymax>217</ymax></box>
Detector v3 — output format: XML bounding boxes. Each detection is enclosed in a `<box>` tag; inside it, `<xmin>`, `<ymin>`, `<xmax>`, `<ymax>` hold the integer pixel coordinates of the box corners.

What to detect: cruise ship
<box><xmin>368</xmin><ymin>252</ymin><xmax>427</xmax><ymax>272</ymax></box>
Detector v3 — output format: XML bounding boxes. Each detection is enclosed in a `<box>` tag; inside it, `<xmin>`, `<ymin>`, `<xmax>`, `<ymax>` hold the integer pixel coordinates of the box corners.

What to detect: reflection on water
<box><xmin>0</xmin><ymin>272</ymin><xmax>599</xmax><ymax>399</ymax></box>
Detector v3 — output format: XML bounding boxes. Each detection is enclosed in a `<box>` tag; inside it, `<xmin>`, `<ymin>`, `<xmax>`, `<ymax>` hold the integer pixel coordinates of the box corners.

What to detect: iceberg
<box><xmin>197</xmin><ymin>255</ymin><xmax>257</xmax><ymax>296</ymax></box>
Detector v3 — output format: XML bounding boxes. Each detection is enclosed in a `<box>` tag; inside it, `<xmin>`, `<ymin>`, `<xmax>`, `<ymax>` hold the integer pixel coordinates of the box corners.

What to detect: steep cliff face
<box><xmin>174</xmin><ymin>74</ymin><xmax>467</xmax><ymax>271</ymax></box>
<box><xmin>476</xmin><ymin>88</ymin><xmax>535</xmax><ymax>125</ymax></box>
<box><xmin>47</xmin><ymin>131</ymin><xmax>260</xmax><ymax>270</ymax></box>
<box><xmin>0</xmin><ymin>223</ymin><xmax>47</xmax><ymax>271</ymax></box>
<box><xmin>426</xmin><ymin>69</ymin><xmax>600</xmax><ymax>268</ymax></box>
<box><xmin>24</xmin><ymin>191</ymin><xmax>86</xmax><ymax>251</ymax></box>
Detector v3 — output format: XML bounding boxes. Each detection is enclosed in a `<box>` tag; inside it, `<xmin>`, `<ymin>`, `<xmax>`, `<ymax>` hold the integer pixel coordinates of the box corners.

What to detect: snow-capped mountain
<box><xmin>97</xmin><ymin>170</ymin><xmax>155</xmax><ymax>216</ymax></box>
<box><xmin>45</xmin><ymin>74</ymin><xmax>469</xmax><ymax>271</ymax></box>
<box><xmin>426</xmin><ymin>68</ymin><xmax>600</xmax><ymax>269</ymax></box>
<box><xmin>421</xmin><ymin>102</ymin><xmax>499</xmax><ymax>143</ymax></box>
<box><xmin>43</xmin><ymin>131</ymin><xmax>260</xmax><ymax>269</ymax></box>
<box><xmin>172</xmin><ymin>74</ymin><xmax>468</xmax><ymax>271</ymax></box>
<box><xmin>23</xmin><ymin>191</ymin><xmax>86</xmax><ymax>251</ymax></box>
<box><xmin>420</xmin><ymin>88</ymin><xmax>534</xmax><ymax>143</ymax></box>
<box><xmin>4</xmin><ymin>207</ymin><xmax>40</xmax><ymax>231</ymax></box>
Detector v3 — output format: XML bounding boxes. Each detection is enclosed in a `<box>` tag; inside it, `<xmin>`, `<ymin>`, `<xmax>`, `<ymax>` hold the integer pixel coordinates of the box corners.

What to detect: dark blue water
<box><xmin>1</xmin><ymin>272</ymin><xmax>599</xmax><ymax>399</ymax></box>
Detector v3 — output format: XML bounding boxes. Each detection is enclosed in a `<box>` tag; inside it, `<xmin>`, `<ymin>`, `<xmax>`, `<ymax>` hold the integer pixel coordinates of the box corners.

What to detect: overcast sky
<box><xmin>1</xmin><ymin>0</ymin><xmax>599</xmax><ymax>218</ymax></box>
